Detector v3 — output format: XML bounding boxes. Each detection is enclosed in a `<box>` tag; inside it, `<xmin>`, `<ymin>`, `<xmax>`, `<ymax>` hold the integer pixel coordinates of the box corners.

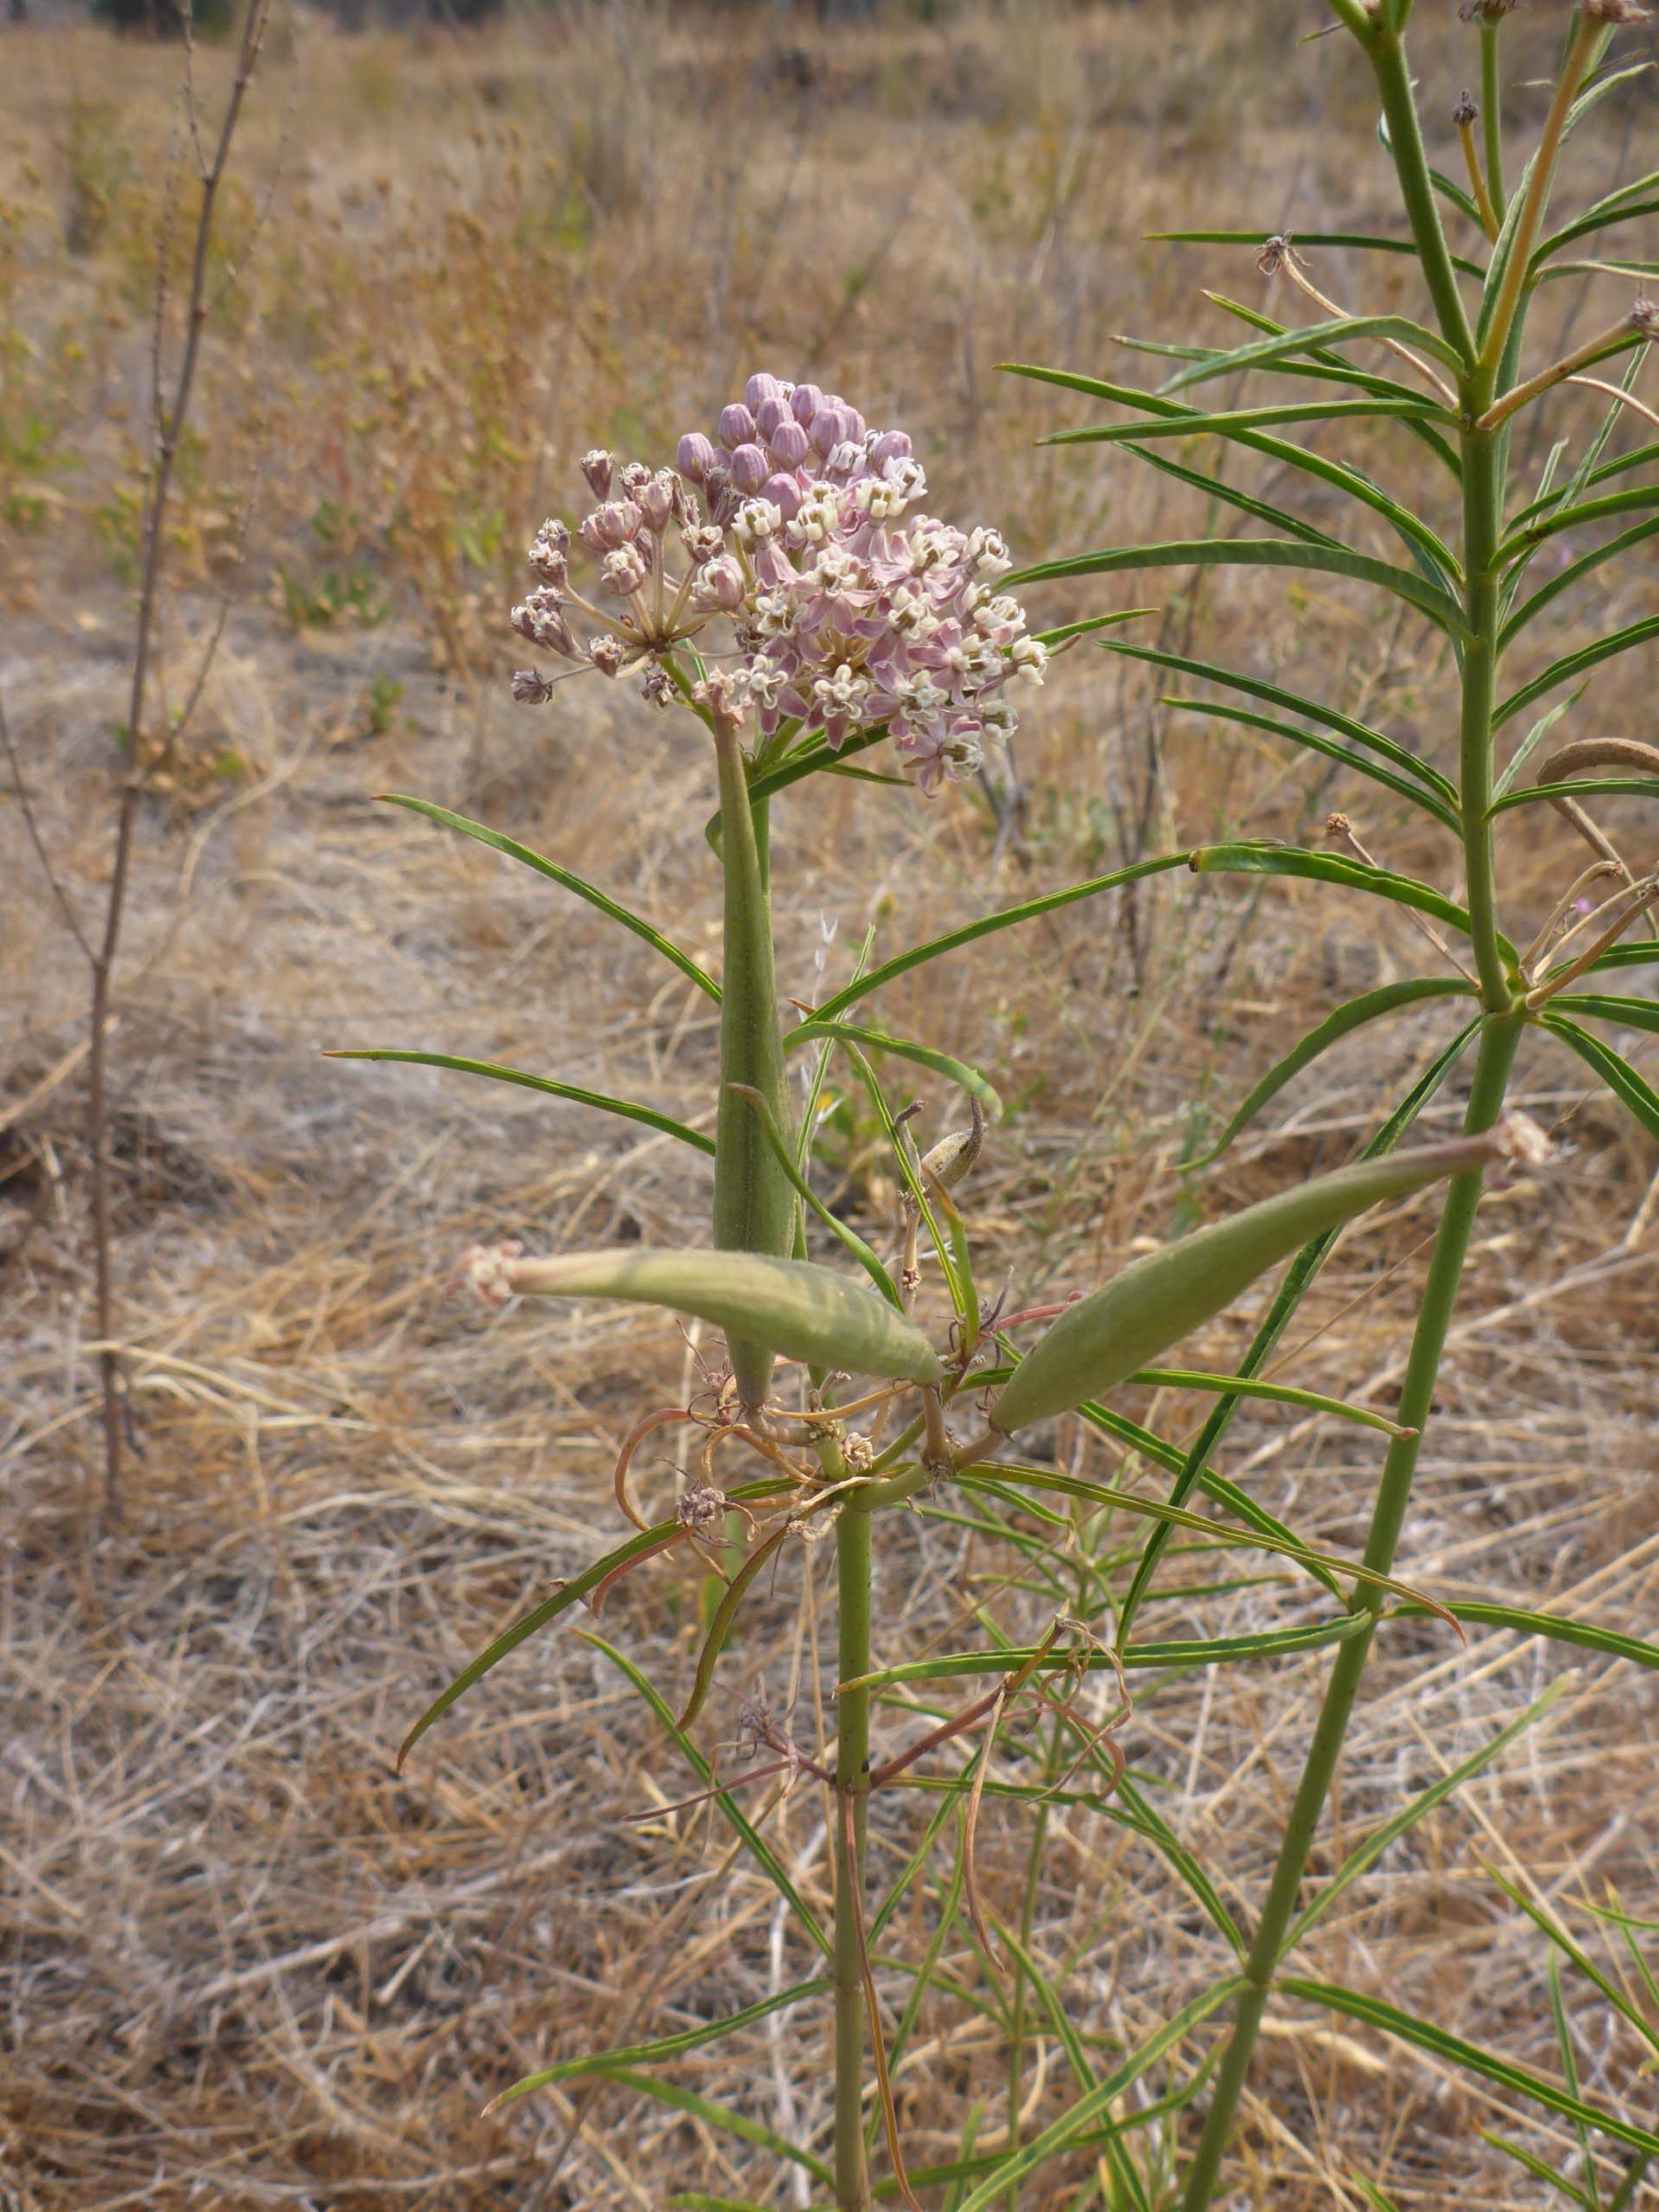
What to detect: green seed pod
<box><xmin>992</xmin><ymin>1135</ymin><xmax>1506</xmax><ymax>1436</ymax></box>
<box><xmin>496</xmin><ymin>1246</ymin><xmax>944</xmax><ymax>1387</ymax></box>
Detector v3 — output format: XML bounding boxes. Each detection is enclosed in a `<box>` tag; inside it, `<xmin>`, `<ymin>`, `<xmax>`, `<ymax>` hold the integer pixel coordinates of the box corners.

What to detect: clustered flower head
<box><xmin>510</xmin><ymin>372</ymin><xmax>1046</xmax><ymax>793</ymax></box>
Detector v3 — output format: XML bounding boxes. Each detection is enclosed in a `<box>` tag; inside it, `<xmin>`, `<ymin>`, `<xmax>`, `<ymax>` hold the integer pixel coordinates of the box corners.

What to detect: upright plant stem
<box><xmin>1480</xmin><ymin>17</ymin><xmax>1507</xmax><ymax>223</ymax></box>
<box><xmin>834</xmin><ymin>1504</ymin><xmax>874</xmax><ymax>2212</ymax></box>
<box><xmin>709</xmin><ymin>708</ymin><xmax>795</xmax><ymax>1414</ymax></box>
<box><xmin>1177</xmin><ymin>28</ymin><xmax>1535</xmax><ymax>2202</ymax></box>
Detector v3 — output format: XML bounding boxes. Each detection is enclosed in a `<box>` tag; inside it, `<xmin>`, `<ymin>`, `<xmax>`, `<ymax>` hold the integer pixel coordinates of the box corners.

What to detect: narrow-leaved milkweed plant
<box><xmin>337</xmin><ymin>3</ymin><xmax>1659</xmax><ymax>2200</ymax></box>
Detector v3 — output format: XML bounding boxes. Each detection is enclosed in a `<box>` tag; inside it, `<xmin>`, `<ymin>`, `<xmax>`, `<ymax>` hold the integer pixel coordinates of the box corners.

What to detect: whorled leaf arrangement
<box><xmin>335</xmin><ymin>6</ymin><xmax>1659</xmax><ymax>2199</ymax></box>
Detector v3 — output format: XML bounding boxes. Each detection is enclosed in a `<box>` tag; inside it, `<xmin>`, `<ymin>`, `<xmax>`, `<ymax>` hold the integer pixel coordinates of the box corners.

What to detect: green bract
<box><xmin>992</xmin><ymin>1136</ymin><xmax>1502</xmax><ymax>1435</ymax></box>
<box><xmin>499</xmin><ymin>1245</ymin><xmax>944</xmax><ymax>1387</ymax></box>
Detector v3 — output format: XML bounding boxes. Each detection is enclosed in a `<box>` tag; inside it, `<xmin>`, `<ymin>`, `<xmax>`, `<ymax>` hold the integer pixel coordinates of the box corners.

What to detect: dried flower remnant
<box><xmin>509</xmin><ymin>372</ymin><xmax>1045</xmax><ymax>793</ymax></box>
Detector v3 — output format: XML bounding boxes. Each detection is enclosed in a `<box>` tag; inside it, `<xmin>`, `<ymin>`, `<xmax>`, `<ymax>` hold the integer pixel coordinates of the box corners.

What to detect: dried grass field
<box><xmin>3</xmin><ymin>3</ymin><xmax>1659</xmax><ymax>2206</ymax></box>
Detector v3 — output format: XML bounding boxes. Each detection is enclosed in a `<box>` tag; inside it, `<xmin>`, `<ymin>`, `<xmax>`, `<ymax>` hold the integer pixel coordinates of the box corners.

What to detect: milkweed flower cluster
<box><xmin>509</xmin><ymin>372</ymin><xmax>1046</xmax><ymax>791</ymax></box>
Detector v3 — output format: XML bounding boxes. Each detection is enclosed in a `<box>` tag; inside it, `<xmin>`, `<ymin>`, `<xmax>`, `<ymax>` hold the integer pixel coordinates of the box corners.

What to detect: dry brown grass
<box><xmin>3</xmin><ymin>3</ymin><xmax>1659</xmax><ymax>2206</ymax></box>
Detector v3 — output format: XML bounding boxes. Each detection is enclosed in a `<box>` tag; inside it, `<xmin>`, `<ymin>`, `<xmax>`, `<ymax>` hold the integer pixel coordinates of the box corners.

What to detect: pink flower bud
<box><xmin>589</xmin><ymin>499</ymin><xmax>642</xmax><ymax>549</ymax></box>
<box><xmin>693</xmin><ymin>554</ymin><xmax>746</xmax><ymax>611</ymax></box>
<box><xmin>810</xmin><ymin>405</ymin><xmax>850</xmax><ymax>458</ymax></box>
<box><xmin>870</xmin><ymin>430</ymin><xmax>912</xmax><ymax>467</ymax></box>
<box><xmin>590</xmin><ymin>637</ymin><xmax>626</xmax><ymax>677</ymax></box>
<box><xmin>618</xmin><ymin>461</ymin><xmax>651</xmax><ymax>495</ymax></box>
<box><xmin>510</xmin><ymin>593</ymin><xmax>578</xmax><ymax>657</ymax></box>
<box><xmin>791</xmin><ymin>382</ymin><xmax>823</xmax><ymax>426</ymax></box>
<box><xmin>601</xmin><ymin>542</ymin><xmax>651</xmax><ymax>597</ymax></box>
<box><xmin>768</xmin><ymin>419</ymin><xmax>810</xmax><ymax>469</ymax></box>
<box><xmin>745</xmin><ymin>372</ymin><xmax>786</xmax><ymax>412</ymax></box>
<box><xmin>529</xmin><ymin>537</ymin><xmax>569</xmax><ymax>591</ymax></box>
<box><xmin>763</xmin><ymin>472</ymin><xmax>804</xmax><ymax>520</ymax></box>
<box><xmin>677</xmin><ymin>432</ymin><xmax>716</xmax><ymax>481</ymax></box>
<box><xmin>719</xmin><ymin>403</ymin><xmax>757</xmax><ymax>448</ymax></box>
<box><xmin>730</xmin><ymin>441</ymin><xmax>771</xmax><ymax>493</ymax></box>
<box><xmin>753</xmin><ymin>394</ymin><xmax>791</xmax><ymax>442</ymax></box>
<box><xmin>581</xmin><ymin>449</ymin><xmax>614</xmax><ymax>499</ymax></box>
<box><xmin>639</xmin><ymin>471</ymin><xmax>677</xmax><ymax>531</ymax></box>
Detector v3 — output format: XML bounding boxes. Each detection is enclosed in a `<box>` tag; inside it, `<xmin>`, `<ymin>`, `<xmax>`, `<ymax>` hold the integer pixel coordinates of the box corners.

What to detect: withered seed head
<box><xmin>1452</xmin><ymin>89</ymin><xmax>1478</xmax><ymax>128</ymax></box>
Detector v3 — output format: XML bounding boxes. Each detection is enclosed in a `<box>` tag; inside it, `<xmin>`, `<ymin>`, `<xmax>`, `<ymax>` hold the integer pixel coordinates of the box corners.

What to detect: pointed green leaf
<box><xmin>1007</xmin><ymin>540</ymin><xmax>1467</xmax><ymax>637</ymax></box>
<box><xmin>728</xmin><ymin>1084</ymin><xmax>900</xmax><ymax>1306</ymax></box>
<box><xmin>1189</xmin><ymin>843</ymin><xmax>1510</xmax><ymax>957</ymax></box>
<box><xmin>785</xmin><ymin>1016</ymin><xmax>1001</xmax><ymax>1117</ymax></box>
<box><xmin>1493</xmin><ymin>690</ymin><xmax>1586</xmax><ymax>798</ymax></box>
<box><xmin>846</xmin><ymin>1615</ymin><xmax>1370</xmax><ymax>1691</ymax></box>
<box><xmin>952</xmin><ymin>1978</ymin><xmax>1248</xmax><ymax>2211</ymax></box>
<box><xmin>1493</xmin><ymin>775</ymin><xmax>1659</xmax><ymax>815</ymax></box>
<box><xmin>993</xmin><ymin>1135</ymin><xmax>1503</xmax><ymax>1433</ymax></box>
<box><xmin>1541</xmin><ymin>1015</ymin><xmax>1659</xmax><ymax>1143</ymax></box>
<box><xmin>1106</xmin><ymin>642</ymin><xmax>1456</xmax><ymax>799</ymax></box>
<box><xmin>1550</xmin><ymin>994</ymin><xmax>1659</xmax><ymax>1038</ymax></box>
<box><xmin>1393</xmin><ymin>1596</ymin><xmax>1659</xmax><ymax>1673</ymax></box>
<box><xmin>1162</xmin><ymin>697</ymin><xmax>1462</xmax><ymax>830</ymax></box>
<box><xmin>1160</xmin><ymin>311</ymin><xmax>1464</xmax><ymax>395</ymax></box>
<box><xmin>380</xmin><ymin>793</ymin><xmax>719</xmax><ymax>1002</ymax></box>
<box><xmin>1115</xmin><ymin>440</ymin><xmax>1344</xmax><ymax>547</ymax></box>
<box><xmin>1035</xmin><ymin>606</ymin><xmax>1160</xmax><ymax>650</ymax></box>
<box><xmin>327</xmin><ymin>1048</ymin><xmax>715</xmax><ymax>1155</ymax></box>
<box><xmin>1284</xmin><ymin>1681</ymin><xmax>1572</xmax><ymax>1953</ymax></box>
<box><xmin>1280</xmin><ymin>1977</ymin><xmax>1659</xmax><ymax>2159</ymax></box>
<box><xmin>1496</xmin><ymin>615</ymin><xmax>1659</xmax><ymax>728</ymax></box>
<box><xmin>1503</xmin><ymin>481</ymin><xmax>1659</xmax><ymax>560</ymax></box>
<box><xmin>806</xmin><ymin>851</ymin><xmax>1192</xmax><ymax>1024</ymax></box>
<box><xmin>1148</xmin><ymin>226</ymin><xmax>1485</xmax><ymax>278</ymax></box>
<box><xmin>499</xmin><ymin>1246</ymin><xmax>944</xmax><ymax>1384</ymax></box>
<box><xmin>1128</xmin><ymin>1368</ymin><xmax>1419</xmax><ymax>1437</ymax></box>
<box><xmin>1198</xmin><ymin>978</ymin><xmax>1475</xmax><ymax>1163</ymax></box>
<box><xmin>1501</xmin><ymin>515</ymin><xmax>1659</xmax><ymax>646</ymax></box>
<box><xmin>394</xmin><ymin>1480</ymin><xmax>791</xmax><ymax>1766</ymax></box>
<box><xmin>487</xmin><ymin>1978</ymin><xmax>832</xmax><ymax>2108</ymax></box>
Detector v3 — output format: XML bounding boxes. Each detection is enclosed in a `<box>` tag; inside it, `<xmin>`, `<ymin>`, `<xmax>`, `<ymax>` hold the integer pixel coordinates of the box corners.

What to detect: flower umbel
<box><xmin>509</xmin><ymin>372</ymin><xmax>1045</xmax><ymax>791</ymax></box>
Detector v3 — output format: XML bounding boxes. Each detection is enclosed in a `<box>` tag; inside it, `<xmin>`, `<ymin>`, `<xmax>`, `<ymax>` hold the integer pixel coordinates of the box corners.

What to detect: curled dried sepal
<box><xmin>461</xmin><ymin>1243</ymin><xmax>944</xmax><ymax>1387</ymax></box>
<box><xmin>991</xmin><ymin>1135</ymin><xmax>1517</xmax><ymax>1436</ymax></box>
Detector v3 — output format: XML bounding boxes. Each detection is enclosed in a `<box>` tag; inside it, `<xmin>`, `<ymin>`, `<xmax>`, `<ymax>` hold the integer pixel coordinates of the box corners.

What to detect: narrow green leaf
<box><xmin>1116</xmin><ymin>1020</ymin><xmax>1481</xmax><ymax>1641</ymax></box>
<box><xmin>1482</xmin><ymin>2132</ymin><xmax>1600</xmax><ymax>2210</ymax></box>
<box><xmin>1160</xmin><ymin>311</ymin><xmax>1464</xmax><ymax>395</ymax></box>
<box><xmin>1197</xmin><ymin>977</ymin><xmax>1475</xmax><ymax>1163</ymax></box>
<box><xmin>847</xmin><ymin>1615</ymin><xmax>1370</xmax><ymax>1690</ymax></box>
<box><xmin>1493</xmin><ymin>690</ymin><xmax>1586</xmax><ymax>799</ymax></box>
<box><xmin>1007</xmin><ymin>539</ymin><xmax>1466</xmax><ymax>637</ymax></box>
<box><xmin>380</xmin><ymin>793</ymin><xmax>719</xmax><ymax>1002</ymax></box>
<box><xmin>1148</xmin><ymin>226</ymin><xmax>1485</xmax><ymax>279</ymax></box>
<box><xmin>729</xmin><ymin>1084</ymin><xmax>900</xmax><ymax>1306</ymax></box>
<box><xmin>1501</xmin><ymin>515</ymin><xmax>1659</xmax><ymax>647</ymax></box>
<box><xmin>1035</xmin><ymin>607</ymin><xmax>1160</xmax><ymax>650</ymax></box>
<box><xmin>487</xmin><ymin>1979</ymin><xmax>831</xmax><ymax>2107</ymax></box>
<box><xmin>1106</xmin><ymin>641</ymin><xmax>1456</xmax><ymax>800</ymax></box>
<box><xmin>1129</xmin><ymin>1368</ymin><xmax>1418</xmax><ymax>1437</ymax></box>
<box><xmin>1113</xmin><ymin>1775</ymin><xmax>1246</xmax><ymax>1955</ymax></box>
<box><xmin>499</xmin><ymin>1245</ymin><xmax>944</xmax><ymax>1384</ymax></box>
<box><xmin>1496</xmin><ymin>615</ymin><xmax>1659</xmax><ymax>728</ymax></box>
<box><xmin>807</xmin><ymin>852</ymin><xmax>1192</xmax><ymax>1025</ymax></box>
<box><xmin>1534</xmin><ymin>175</ymin><xmax>1659</xmax><ymax>270</ymax></box>
<box><xmin>785</xmin><ymin>1016</ymin><xmax>1001</xmax><ymax>1117</ymax></box>
<box><xmin>1393</xmin><ymin>1598</ymin><xmax>1659</xmax><ymax>1673</ymax></box>
<box><xmin>1281</xmin><ymin>1977</ymin><xmax>1659</xmax><ymax>2158</ymax></box>
<box><xmin>1190</xmin><ymin>843</ymin><xmax>1513</xmax><ymax>957</ymax></box>
<box><xmin>1162</xmin><ymin>696</ymin><xmax>1462</xmax><ymax>831</ymax></box>
<box><xmin>588</xmin><ymin>1634</ymin><xmax>830</xmax><ymax>1955</ymax></box>
<box><xmin>567</xmin><ymin>2065</ymin><xmax>832</xmax><ymax>2181</ymax></box>
<box><xmin>1284</xmin><ymin>1681</ymin><xmax>1572</xmax><ymax>1953</ymax></box>
<box><xmin>327</xmin><ymin>1048</ymin><xmax>715</xmax><ymax>1156</ymax></box>
<box><xmin>951</xmin><ymin>1978</ymin><xmax>1248</xmax><ymax>2211</ymax></box>
<box><xmin>1493</xmin><ymin>776</ymin><xmax>1659</xmax><ymax>815</ymax></box>
<box><xmin>1503</xmin><ymin>481</ymin><xmax>1659</xmax><ymax>560</ymax></box>
<box><xmin>1116</xmin><ymin>440</ymin><xmax>1344</xmax><ymax>548</ymax></box>
<box><xmin>836</xmin><ymin>1036</ymin><xmax>969</xmax><ymax>1323</ymax></box>
<box><xmin>1550</xmin><ymin>994</ymin><xmax>1659</xmax><ymax>1038</ymax></box>
<box><xmin>1509</xmin><ymin>441</ymin><xmax>1659</xmax><ymax>537</ymax></box>
<box><xmin>677</xmin><ymin>1528</ymin><xmax>789</xmax><ymax>1730</ymax></box>
<box><xmin>395</xmin><ymin>1483</ymin><xmax>791</xmax><ymax>1766</ymax></box>
<box><xmin>1541</xmin><ymin>1015</ymin><xmax>1659</xmax><ymax>1143</ymax></box>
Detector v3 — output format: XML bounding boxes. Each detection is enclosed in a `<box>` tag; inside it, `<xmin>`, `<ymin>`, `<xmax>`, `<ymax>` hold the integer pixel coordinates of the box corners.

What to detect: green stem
<box><xmin>1478</xmin><ymin>10</ymin><xmax>1600</xmax><ymax>376</ymax></box>
<box><xmin>1176</xmin><ymin>1015</ymin><xmax>1521</xmax><ymax>2211</ymax></box>
<box><xmin>1480</xmin><ymin>16</ymin><xmax>1506</xmax><ymax>223</ymax></box>
<box><xmin>1367</xmin><ymin>28</ymin><xmax>1477</xmax><ymax>365</ymax></box>
<box><xmin>710</xmin><ymin>707</ymin><xmax>796</xmax><ymax>1412</ymax></box>
<box><xmin>834</xmin><ymin>1505</ymin><xmax>874</xmax><ymax>2212</ymax></box>
<box><xmin>1176</xmin><ymin>32</ymin><xmax>1529</xmax><ymax>2203</ymax></box>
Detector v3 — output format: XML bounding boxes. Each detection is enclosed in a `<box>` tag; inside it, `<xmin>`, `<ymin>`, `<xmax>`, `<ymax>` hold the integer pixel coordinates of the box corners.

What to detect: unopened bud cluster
<box><xmin>510</xmin><ymin>372</ymin><xmax>1046</xmax><ymax>792</ymax></box>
